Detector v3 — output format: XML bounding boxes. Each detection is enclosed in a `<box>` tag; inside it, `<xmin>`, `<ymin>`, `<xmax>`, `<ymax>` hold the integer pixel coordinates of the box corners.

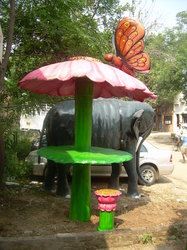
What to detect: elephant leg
<box><xmin>44</xmin><ymin>160</ymin><xmax>57</xmax><ymax>191</ymax></box>
<box><xmin>124</xmin><ymin>161</ymin><xmax>140</xmax><ymax>198</ymax></box>
<box><xmin>108</xmin><ymin>163</ymin><xmax>121</xmax><ymax>189</ymax></box>
<box><xmin>56</xmin><ymin>164</ymin><xmax>71</xmax><ymax>198</ymax></box>
<box><xmin>123</xmin><ymin>144</ymin><xmax>140</xmax><ymax>198</ymax></box>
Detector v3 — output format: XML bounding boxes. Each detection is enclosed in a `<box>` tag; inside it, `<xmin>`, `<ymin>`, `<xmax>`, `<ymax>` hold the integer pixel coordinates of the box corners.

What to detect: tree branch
<box><xmin>91</xmin><ymin>0</ymin><xmax>101</xmax><ymax>19</ymax></box>
<box><xmin>0</xmin><ymin>26</ymin><xmax>3</xmax><ymax>63</ymax></box>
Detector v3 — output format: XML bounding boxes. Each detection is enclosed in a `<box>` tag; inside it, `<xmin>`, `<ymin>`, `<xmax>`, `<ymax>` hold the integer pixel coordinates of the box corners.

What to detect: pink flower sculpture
<box><xmin>95</xmin><ymin>189</ymin><xmax>122</xmax><ymax>212</ymax></box>
<box><xmin>20</xmin><ymin>57</ymin><xmax>156</xmax><ymax>101</ymax></box>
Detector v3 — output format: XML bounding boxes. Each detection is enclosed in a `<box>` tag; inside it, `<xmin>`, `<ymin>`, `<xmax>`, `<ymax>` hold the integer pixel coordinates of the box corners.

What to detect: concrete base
<box><xmin>0</xmin><ymin>222</ymin><xmax>186</xmax><ymax>250</ymax></box>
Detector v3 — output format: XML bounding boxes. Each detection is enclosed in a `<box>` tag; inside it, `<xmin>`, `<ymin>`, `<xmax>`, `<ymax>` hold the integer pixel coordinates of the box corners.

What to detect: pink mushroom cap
<box><xmin>19</xmin><ymin>57</ymin><xmax>156</xmax><ymax>102</ymax></box>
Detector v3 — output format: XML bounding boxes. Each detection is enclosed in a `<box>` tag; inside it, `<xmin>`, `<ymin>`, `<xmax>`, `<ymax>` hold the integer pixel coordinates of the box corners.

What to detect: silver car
<box><xmin>26</xmin><ymin>141</ymin><xmax>174</xmax><ymax>186</ymax></box>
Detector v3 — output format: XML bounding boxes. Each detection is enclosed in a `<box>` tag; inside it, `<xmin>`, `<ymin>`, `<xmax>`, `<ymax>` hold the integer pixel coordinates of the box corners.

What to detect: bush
<box><xmin>5</xmin><ymin>153</ymin><xmax>32</xmax><ymax>181</ymax></box>
<box><xmin>4</xmin><ymin>129</ymin><xmax>33</xmax><ymax>181</ymax></box>
<box><xmin>16</xmin><ymin>135</ymin><xmax>32</xmax><ymax>160</ymax></box>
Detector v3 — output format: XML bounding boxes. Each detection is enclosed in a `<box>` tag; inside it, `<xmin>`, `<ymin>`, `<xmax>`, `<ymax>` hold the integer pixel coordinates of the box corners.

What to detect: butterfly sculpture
<box><xmin>104</xmin><ymin>17</ymin><xmax>150</xmax><ymax>76</ymax></box>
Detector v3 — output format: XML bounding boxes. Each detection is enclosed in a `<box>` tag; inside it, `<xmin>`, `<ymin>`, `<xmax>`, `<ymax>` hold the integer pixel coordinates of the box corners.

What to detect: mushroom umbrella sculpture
<box><xmin>19</xmin><ymin>18</ymin><xmax>157</xmax><ymax>222</ymax></box>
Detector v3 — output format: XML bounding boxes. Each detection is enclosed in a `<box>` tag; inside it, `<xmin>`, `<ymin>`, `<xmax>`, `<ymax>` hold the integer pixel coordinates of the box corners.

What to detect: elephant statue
<box><xmin>41</xmin><ymin>98</ymin><xmax>155</xmax><ymax>198</ymax></box>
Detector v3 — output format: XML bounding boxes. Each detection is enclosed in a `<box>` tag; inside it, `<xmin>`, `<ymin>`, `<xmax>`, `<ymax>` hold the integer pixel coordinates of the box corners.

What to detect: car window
<box><xmin>140</xmin><ymin>144</ymin><xmax>148</xmax><ymax>153</ymax></box>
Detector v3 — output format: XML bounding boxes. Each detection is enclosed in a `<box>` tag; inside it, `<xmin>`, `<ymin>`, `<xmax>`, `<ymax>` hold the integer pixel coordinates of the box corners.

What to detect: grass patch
<box><xmin>139</xmin><ymin>233</ymin><xmax>153</xmax><ymax>244</ymax></box>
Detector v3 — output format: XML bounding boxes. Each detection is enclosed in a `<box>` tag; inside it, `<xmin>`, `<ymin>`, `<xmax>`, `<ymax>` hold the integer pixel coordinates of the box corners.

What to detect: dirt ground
<box><xmin>0</xmin><ymin>133</ymin><xmax>186</xmax><ymax>245</ymax></box>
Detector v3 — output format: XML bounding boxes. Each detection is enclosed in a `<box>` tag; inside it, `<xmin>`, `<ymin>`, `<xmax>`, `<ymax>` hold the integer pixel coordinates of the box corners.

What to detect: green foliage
<box><xmin>139</xmin><ymin>233</ymin><xmax>153</xmax><ymax>244</ymax></box>
<box><xmin>176</xmin><ymin>11</ymin><xmax>187</xmax><ymax>31</ymax></box>
<box><xmin>168</xmin><ymin>224</ymin><xmax>183</xmax><ymax>240</ymax></box>
<box><xmin>140</xmin><ymin>13</ymin><xmax>187</xmax><ymax>106</ymax></box>
<box><xmin>4</xmin><ymin>153</ymin><xmax>32</xmax><ymax>181</ymax></box>
<box><xmin>4</xmin><ymin>129</ymin><xmax>33</xmax><ymax>180</ymax></box>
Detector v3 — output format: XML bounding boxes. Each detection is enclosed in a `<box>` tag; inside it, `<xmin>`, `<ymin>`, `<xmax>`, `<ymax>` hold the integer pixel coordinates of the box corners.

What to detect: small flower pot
<box><xmin>95</xmin><ymin>189</ymin><xmax>122</xmax><ymax>231</ymax></box>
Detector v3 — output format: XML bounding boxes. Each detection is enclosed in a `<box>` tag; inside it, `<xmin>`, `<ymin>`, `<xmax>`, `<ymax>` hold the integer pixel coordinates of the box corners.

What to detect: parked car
<box><xmin>26</xmin><ymin>141</ymin><xmax>174</xmax><ymax>186</ymax></box>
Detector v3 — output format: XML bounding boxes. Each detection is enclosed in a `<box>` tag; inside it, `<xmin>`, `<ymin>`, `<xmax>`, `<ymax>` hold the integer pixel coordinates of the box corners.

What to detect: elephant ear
<box><xmin>131</xmin><ymin>109</ymin><xmax>144</xmax><ymax>140</ymax></box>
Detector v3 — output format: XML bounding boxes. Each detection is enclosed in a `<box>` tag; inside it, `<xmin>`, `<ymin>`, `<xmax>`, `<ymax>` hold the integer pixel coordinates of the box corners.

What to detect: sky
<box><xmin>120</xmin><ymin>0</ymin><xmax>187</xmax><ymax>30</ymax></box>
<box><xmin>153</xmin><ymin>0</ymin><xmax>187</xmax><ymax>28</ymax></box>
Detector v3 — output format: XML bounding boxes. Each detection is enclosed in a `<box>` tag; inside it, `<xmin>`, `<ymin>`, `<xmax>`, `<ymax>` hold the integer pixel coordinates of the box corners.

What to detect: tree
<box><xmin>0</xmin><ymin>0</ymin><xmax>15</xmax><ymax>187</ymax></box>
<box><xmin>176</xmin><ymin>11</ymin><xmax>187</xmax><ymax>100</ymax></box>
<box><xmin>176</xmin><ymin>11</ymin><xmax>187</xmax><ymax>31</ymax></box>
<box><xmin>140</xmin><ymin>11</ymin><xmax>187</xmax><ymax>106</ymax></box>
<box><xmin>0</xmin><ymin>0</ymin><xmax>15</xmax><ymax>89</ymax></box>
<box><xmin>0</xmin><ymin>26</ymin><xmax>3</xmax><ymax>62</ymax></box>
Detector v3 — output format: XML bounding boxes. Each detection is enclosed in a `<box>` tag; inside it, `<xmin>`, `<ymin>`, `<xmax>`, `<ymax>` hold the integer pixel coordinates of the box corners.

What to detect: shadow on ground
<box><xmin>157</xmin><ymin>176</ymin><xmax>172</xmax><ymax>184</ymax></box>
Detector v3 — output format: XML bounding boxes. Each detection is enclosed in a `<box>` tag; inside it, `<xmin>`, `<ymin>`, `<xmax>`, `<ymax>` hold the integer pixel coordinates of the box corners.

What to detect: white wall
<box><xmin>20</xmin><ymin>109</ymin><xmax>48</xmax><ymax>131</ymax></box>
<box><xmin>173</xmin><ymin>93</ymin><xmax>187</xmax><ymax>132</ymax></box>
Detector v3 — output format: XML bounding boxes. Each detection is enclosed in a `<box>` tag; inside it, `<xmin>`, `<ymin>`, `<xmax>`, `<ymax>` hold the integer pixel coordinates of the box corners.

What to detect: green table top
<box><xmin>38</xmin><ymin>146</ymin><xmax>132</xmax><ymax>165</ymax></box>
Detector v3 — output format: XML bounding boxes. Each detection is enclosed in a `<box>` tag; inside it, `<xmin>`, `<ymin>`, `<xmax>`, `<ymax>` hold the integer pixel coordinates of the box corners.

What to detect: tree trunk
<box><xmin>0</xmin><ymin>0</ymin><xmax>15</xmax><ymax>90</ymax></box>
<box><xmin>0</xmin><ymin>136</ymin><xmax>5</xmax><ymax>188</ymax></box>
<box><xmin>0</xmin><ymin>0</ymin><xmax>16</xmax><ymax>187</ymax></box>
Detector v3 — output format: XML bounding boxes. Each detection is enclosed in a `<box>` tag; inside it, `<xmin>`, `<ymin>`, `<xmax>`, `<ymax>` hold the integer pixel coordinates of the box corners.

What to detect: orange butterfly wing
<box><xmin>127</xmin><ymin>52</ymin><xmax>150</xmax><ymax>73</ymax></box>
<box><xmin>115</xmin><ymin>17</ymin><xmax>150</xmax><ymax>74</ymax></box>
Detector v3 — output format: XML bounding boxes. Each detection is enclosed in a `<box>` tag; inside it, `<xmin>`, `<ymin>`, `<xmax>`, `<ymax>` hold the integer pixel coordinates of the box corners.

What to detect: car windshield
<box><xmin>140</xmin><ymin>144</ymin><xmax>147</xmax><ymax>152</ymax></box>
<box><xmin>144</xmin><ymin>141</ymin><xmax>160</xmax><ymax>150</ymax></box>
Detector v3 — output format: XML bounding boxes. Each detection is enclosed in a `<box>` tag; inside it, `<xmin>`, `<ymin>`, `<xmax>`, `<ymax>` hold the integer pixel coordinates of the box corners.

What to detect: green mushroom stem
<box><xmin>97</xmin><ymin>211</ymin><xmax>115</xmax><ymax>231</ymax></box>
<box><xmin>69</xmin><ymin>78</ymin><xmax>93</xmax><ymax>221</ymax></box>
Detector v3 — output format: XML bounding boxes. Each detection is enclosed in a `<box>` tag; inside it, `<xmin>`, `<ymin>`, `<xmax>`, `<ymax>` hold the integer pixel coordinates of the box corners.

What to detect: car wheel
<box><xmin>138</xmin><ymin>164</ymin><xmax>158</xmax><ymax>186</ymax></box>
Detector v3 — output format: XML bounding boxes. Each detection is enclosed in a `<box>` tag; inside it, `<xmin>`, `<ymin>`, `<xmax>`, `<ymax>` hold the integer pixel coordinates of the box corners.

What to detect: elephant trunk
<box><xmin>123</xmin><ymin>138</ymin><xmax>140</xmax><ymax>198</ymax></box>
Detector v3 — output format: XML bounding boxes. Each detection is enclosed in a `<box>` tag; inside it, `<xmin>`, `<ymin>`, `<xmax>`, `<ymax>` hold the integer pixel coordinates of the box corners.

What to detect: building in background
<box><xmin>154</xmin><ymin>93</ymin><xmax>186</xmax><ymax>132</ymax></box>
<box><xmin>173</xmin><ymin>93</ymin><xmax>187</xmax><ymax>132</ymax></box>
